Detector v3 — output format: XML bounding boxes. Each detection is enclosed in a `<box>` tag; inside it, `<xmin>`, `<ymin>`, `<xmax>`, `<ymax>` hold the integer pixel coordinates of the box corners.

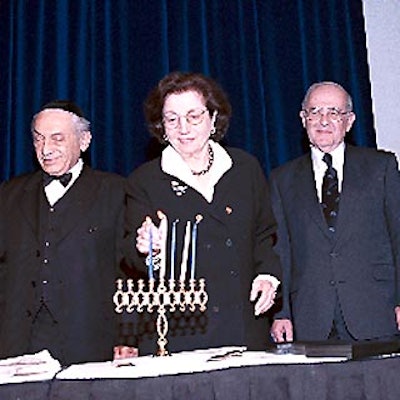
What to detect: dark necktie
<box><xmin>321</xmin><ymin>153</ymin><xmax>340</xmax><ymax>233</ymax></box>
<box><xmin>43</xmin><ymin>172</ymin><xmax>72</xmax><ymax>187</ymax></box>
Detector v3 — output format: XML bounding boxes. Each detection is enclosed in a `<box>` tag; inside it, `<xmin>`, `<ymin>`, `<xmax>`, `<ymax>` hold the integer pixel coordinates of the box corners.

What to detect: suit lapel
<box><xmin>17</xmin><ymin>167</ymin><xmax>103</xmax><ymax>245</ymax></box>
<box><xmin>51</xmin><ymin>166</ymin><xmax>102</xmax><ymax>244</ymax></box>
<box><xmin>295</xmin><ymin>150</ymin><xmax>370</xmax><ymax>242</ymax></box>
<box><xmin>334</xmin><ymin>146</ymin><xmax>366</xmax><ymax>243</ymax></box>
<box><xmin>20</xmin><ymin>171</ymin><xmax>44</xmax><ymax>239</ymax></box>
<box><xmin>295</xmin><ymin>156</ymin><xmax>330</xmax><ymax>237</ymax></box>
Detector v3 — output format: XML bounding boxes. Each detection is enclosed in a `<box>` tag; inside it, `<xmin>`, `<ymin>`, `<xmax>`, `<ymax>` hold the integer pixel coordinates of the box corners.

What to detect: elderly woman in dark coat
<box><xmin>124</xmin><ymin>71</ymin><xmax>281</xmax><ymax>355</ymax></box>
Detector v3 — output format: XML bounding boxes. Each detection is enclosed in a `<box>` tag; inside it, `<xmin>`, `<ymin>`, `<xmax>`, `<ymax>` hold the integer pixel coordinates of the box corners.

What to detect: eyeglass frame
<box><xmin>162</xmin><ymin>108</ymin><xmax>209</xmax><ymax>130</ymax></box>
<box><xmin>301</xmin><ymin>106</ymin><xmax>352</xmax><ymax>122</ymax></box>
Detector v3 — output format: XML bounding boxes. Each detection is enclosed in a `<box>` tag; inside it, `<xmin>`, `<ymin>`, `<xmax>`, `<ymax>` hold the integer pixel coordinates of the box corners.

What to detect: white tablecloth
<box><xmin>56</xmin><ymin>346</ymin><xmax>347</xmax><ymax>380</ymax></box>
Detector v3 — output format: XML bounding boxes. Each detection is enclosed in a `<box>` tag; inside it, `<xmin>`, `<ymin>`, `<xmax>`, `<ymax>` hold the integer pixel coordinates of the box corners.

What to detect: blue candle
<box><xmin>148</xmin><ymin>226</ymin><xmax>154</xmax><ymax>280</ymax></box>
<box><xmin>190</xmin><ymin>223</ymin><xmax>197</xmax><ymax>280</ymax></box>
<box><xmin>170</xmin><ymin>219</ymin><xmax>179</xmax><ymax>280</ymax></box>
<box><xmin>190</xmin><ymin>215</ymin><xmax>203</xmax><ymax>280</ymax></box>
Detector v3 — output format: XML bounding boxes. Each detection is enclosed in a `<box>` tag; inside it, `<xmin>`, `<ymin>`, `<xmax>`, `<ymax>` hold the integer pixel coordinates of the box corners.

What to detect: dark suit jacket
<box><xmin>270</xmin><ymin>145</ymin><xmax>400</xmax><ymax>340</ymax></box>
<box><xmin>124</xmin><ymin>147</ymin><xmax>281</xmax><ymax>354</ymax></box>
<box><xmin>0</xmin><ymin>165</ymin><xmax>125</xmax><ymax>365</ymax></box>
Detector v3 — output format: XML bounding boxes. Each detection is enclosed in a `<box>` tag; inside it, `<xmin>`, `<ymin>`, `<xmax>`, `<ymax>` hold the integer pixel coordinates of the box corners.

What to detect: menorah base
<box><xmin>156</xmin><ymin>348</ymin><xmax>169</xmax><ymax>357</ymax></box>
<box><xmin>114</xmin><ymin>277</ymin><xmax>209</xmax><ymax>357</ymax></box>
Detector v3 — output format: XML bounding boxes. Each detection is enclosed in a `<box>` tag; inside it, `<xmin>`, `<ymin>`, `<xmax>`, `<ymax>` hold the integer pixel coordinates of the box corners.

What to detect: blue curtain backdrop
<box><xmin>0</xmin><ymin>0</ymin><xmax>375</xmax><ymax>181</ymax></box>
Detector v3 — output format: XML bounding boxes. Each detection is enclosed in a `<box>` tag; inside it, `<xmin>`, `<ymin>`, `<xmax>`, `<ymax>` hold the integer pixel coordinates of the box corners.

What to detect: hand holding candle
<box><xmin>136</xmin><ymin>216</ymin><xmax>158</xmax><ymax>254</ymax></box>
<box><xmin>140</xmin><ymin>212</ymin><xmax>203</xmax><ymax>282</ymax></box>
<box><xmin>137</xmin><ymin>215</ymin><xmax>166</xmax><ymax>280</ymax></box>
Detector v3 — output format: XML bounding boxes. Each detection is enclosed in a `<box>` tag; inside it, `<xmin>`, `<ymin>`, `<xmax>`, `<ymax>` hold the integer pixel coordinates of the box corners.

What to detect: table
<box><xmin>1</xmin><ymin>355</ymin><xmax>400</xmax><ymax>400</ymax></box>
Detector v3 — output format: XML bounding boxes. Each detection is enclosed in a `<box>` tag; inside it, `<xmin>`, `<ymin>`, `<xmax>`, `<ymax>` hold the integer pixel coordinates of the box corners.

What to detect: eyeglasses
<box><xmin>302</xmin><ymin>107</ymin><xmax>350</xmax><ymax>122</ymax></box>
<box><xmin>162</xmin><ymin>108</ymin><xmax>208</xmax><ymax>130</ymax></box>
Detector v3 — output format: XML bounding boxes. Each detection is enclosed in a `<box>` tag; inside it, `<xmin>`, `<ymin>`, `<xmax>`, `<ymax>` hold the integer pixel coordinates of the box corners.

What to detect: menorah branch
<box><xmin>113</xmin><ymin>278</ymin><xmax>208</xmax><ymax>356</ymax></box>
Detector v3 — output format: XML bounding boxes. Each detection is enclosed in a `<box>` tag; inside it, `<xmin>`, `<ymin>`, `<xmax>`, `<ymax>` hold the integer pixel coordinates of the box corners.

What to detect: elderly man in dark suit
<box><xmin>270</xmin><ymin>82</ymin><xmax>400</xmax><ymax>343</ymax></box>
<box><xmin>0</xmin><ymin>101</ymin><xmax>125</xmax><ymax>365</ymax></box>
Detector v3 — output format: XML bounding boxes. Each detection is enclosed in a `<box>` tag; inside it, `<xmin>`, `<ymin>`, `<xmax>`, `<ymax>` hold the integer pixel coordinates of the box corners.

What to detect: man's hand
<box><xmin>250</xmin><ymin>278</ymin><xmax>276</xmax><ymax>316</ymax></box>
<box><xmin>395</xmin><ymin>306</ymin><xmax>400</xmax><ymax>330</ymax></box>
<box><xmin>271</xmin><ymin>319</ymin><xmax>293</xmax><ymax>343</ymax></box>
<box><xmin>113</xmin><ymin>345</ymin><xmax>139</xmax><ymax>362</ymax></box>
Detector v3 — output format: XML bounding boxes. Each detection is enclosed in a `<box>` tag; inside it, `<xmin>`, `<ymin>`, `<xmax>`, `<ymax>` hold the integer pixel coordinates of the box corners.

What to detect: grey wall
<box><xmin>363</xmin><ymin>0</ymin><xmax>400</xmax><ymax>160</ymax></box>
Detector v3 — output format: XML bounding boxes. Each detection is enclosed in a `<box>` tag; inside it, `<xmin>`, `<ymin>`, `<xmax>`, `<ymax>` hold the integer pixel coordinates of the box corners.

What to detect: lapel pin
<box><xmin>170</xmin><ymin>180</ymin><xmax>188</xmax><ymax>197</ymax></box>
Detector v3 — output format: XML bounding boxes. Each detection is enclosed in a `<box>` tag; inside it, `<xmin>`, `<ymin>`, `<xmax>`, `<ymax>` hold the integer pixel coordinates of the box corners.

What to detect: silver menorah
<box><xmin>114</xmin><ymin>213</ymin><xmax>208</xmax><ymax>355</ymax></box>
<box><xmin>113</xmin><ymin>277</ymin><xmax>208</xmax><ymax>356</ymax></box>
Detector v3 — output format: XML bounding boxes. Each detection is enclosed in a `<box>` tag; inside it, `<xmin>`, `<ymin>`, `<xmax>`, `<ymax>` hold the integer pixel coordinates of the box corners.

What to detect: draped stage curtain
<box><xmin>0</xmin><ymin>0</ymin><xmax>375</xmax><ymax>180</ymax></box>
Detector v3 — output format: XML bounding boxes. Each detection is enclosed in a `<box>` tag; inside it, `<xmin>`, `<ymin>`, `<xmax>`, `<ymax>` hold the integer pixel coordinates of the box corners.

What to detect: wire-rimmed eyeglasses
<box><xmin>302</xmin><ymin>107</ymin><xmax>350</xmax><ymax>122</ymax></box>
<box><xmin>162</xmin><ymin>108</ymin><xmax>208</xmax><ymax>130</ymax></box>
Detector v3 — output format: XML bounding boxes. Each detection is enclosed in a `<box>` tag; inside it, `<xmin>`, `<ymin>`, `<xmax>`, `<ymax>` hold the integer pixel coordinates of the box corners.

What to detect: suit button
<box><xmin>230</xmin><ymin>270</ymin><xmax>238</xmax><ymax>277</ymax></box>
<box><xmin>225</xmin><ymin>238</ymin><xmax>233</xmax><ymax>247</ymax></box>
<box><xmin>43</xmin><ymin>259</ymin><xmax>49</xmax><ymax>264</ymax></box>
<box><xmin>330</xmin><ymin>252</ymin><xmax>338</xmax><ymax>258</ymax></box>
<box><xmin>212</xmin><ymin>306</ymin><xmax>219</xmax><ymax>313</ymax></box>
<box><xmin>329</xmin><ymin>280</ymin><xmax>336</xmax><ymax>286</ymax></box>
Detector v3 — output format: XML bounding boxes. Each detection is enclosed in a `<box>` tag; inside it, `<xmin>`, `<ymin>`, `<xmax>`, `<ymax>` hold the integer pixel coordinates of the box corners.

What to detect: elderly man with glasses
<box><xmin>270</xmin><ymin>81</ymin><xmax>400</xmax><ymax>343</ymax></box>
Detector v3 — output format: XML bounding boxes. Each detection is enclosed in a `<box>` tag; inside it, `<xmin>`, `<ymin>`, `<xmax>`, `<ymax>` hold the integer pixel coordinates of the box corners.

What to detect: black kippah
<box><xmin>40</xmin><ymin>100</ymin><xmax>84</xmax><ymax>118</ymax></box>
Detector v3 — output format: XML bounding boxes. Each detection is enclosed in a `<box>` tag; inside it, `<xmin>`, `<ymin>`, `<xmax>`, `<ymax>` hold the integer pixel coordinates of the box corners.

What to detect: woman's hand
<box><xmin>250</xmin><ymin>278</ymin><xmax>276</xmax><ymax>316</ymax></box>
<box><xmin>135</xmin><ymin>211</ymin><xmax>168</xmax><ymax>255</ymax></box>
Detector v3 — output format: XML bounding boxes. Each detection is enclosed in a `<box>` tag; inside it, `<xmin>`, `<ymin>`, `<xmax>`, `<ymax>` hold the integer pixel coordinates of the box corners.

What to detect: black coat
<box><xmin>0</xmin><ymin>166</ymin><xmax>125</xmax><ymax>365</ymax></box>
<box><xmin>124</xmin><ymin>147</ymin><xmax>281</xmax><ymax>354</ymax></box>
<box><xmin>270</xmin><ymin>145</ymin><xmax>400</xmax><ymax>340</ymax></box>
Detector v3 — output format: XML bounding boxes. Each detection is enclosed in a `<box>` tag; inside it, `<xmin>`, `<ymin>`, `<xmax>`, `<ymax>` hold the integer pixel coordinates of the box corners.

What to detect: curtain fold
<box><xmin>0</xmin><ymin>0</ymin><xmax>374</xmax><ymax>180</ymax></box>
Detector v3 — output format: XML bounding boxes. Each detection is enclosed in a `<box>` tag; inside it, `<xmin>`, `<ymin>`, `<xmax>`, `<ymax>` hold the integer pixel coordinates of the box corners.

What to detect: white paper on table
<box><xmin>0</xmin><ymin>349</ymin><xmax>61</xmax><ymax>385</ymax></box>
<box><xmin>56</xmin><ymin>346</ymin><xmax>347</xmax><ymax>380</ymax></box>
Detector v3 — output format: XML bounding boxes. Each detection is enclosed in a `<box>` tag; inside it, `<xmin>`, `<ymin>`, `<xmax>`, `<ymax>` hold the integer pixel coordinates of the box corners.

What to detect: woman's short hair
<box><xmin>144</xmin><ymin>71</ymin><xmax>232</xmax><ymax>143</ymax></box>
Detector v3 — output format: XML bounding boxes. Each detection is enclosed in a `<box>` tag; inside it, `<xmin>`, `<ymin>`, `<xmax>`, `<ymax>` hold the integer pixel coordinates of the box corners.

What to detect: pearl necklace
<box><xmin>191</xmin><ymin>145</ymin><xmax>214</xmax><ymax>176</ymax></box>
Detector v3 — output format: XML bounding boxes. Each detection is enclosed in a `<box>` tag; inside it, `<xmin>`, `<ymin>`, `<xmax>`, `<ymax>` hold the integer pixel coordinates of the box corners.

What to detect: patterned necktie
<box><xmin>321</xmin><ymin>153</ymin><xmax>340</xmax><ymax>233</ymax></box>
<box><xmin>43</xmin><ymin>172</ymin><xmax>72</xmax><ymax>187</ymax></box>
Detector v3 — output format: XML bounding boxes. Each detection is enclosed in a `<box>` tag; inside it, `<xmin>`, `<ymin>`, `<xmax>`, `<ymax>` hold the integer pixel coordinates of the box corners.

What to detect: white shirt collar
<box><xmin>311</xmin><ymin>142</ymin><xmax>345</xmax><ymax>201</ymax></box>
<box><xmin>44</xmin><ymin>159</ymin><xmax>84</xmax><ymax>206</ymax></box>
<box><xmin>311</xmin><ymin>142</ymin><xmax>345</xmax><ymax>172</ymax></box>
<box><xmin>161</xmin><ymin>140</ymin><xmax>232</xmax><ymax>203</ymax></box>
